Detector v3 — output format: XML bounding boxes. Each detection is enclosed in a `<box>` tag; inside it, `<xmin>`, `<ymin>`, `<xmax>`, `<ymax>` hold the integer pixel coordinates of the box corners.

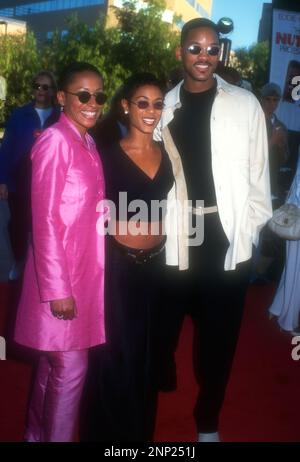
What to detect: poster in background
<box><xmin>270</xmin><ymin>8</ymin><xmax>300</xmax><ymax>132</ymax></box>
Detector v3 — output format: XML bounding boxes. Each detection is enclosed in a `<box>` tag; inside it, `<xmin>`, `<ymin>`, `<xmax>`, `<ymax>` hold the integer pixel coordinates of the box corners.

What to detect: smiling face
<box><xmin>179</xmin><ymin>26</ymin><xmax>220</xmax><ymax>92</ymax></box>
<box><xmin>122</xmin><ymin>84</ymin><xmax>164</xmax><ymax>135</ymax></box>
<box><xmin>57</xmin><ymin>70</ymin><xmax>104</xmax><ymax>136</ymax></box>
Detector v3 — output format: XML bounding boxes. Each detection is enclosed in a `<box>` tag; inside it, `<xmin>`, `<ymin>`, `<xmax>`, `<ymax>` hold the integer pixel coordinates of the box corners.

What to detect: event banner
<box><xmin>270</xmin><ymin>8</ymin><xmax>300</xmax><ymax>132</ymax></box>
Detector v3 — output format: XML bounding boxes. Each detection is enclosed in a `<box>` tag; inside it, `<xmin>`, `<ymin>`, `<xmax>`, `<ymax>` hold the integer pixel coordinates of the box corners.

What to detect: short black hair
<box><xmin>181</xmin><ymin>18</ymin><xmax>220</xmax><ymax>45</ymax></box>
<box><xmin>122</xmin><ymin>72</ymin><xmax>166</xmax><ymax>102</ymax></box>
<box><xmin>58</xmin><ymin>62</ymin><xmax>103</xmax><ymax>91</ymax></box>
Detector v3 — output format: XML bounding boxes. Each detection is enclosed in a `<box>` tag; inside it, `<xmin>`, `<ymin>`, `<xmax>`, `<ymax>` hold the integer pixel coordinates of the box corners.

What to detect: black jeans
<box><xmin>81</xmin><ymin>236</ymin><xmax>168</xmax><ymax>442</ymax></box>
<box><xmin>164</xmin><ymin>213</ymin><xmax>251</xmax><ymax>433</ymax></box>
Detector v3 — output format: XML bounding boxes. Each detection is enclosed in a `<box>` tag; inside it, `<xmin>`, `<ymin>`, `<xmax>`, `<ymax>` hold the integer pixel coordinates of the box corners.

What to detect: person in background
<box><xmin>216</xmin><ymin>64</ymin><xmax>253</xmax><ymax>91</ymax></box>
<box><xmin>81</xmin><ymin>73</ymin><xmax>174</xmax><ymax>442</ymax></box>
<box><xmin>0</xmin><ymin>75</ymin><xmax>6</xmax><ymax>104</ymax></box>
<box><xmin>260</xmin><ymin>82</ymin><xmax>289</xmax><ymax>204</ymax></box>
<box><xmin>0</xmin><ymin>74</ymin><xmax>13</xmax><ymax>281</ymax></box>
<box><xmin>155</xmin><ymin>18</ymin><xmax>272</xmax><ymax>442</ymax></box>
<box><xmin>240</xmin><ymin>79</ymin><xmax>253</xmax><ymax>92</ymax></box>
<box><xmin>92</xmin><ymin>85</ymin><xmax>128</xmax><ymax>152</ymax></box>
<box><xmin>253</xmin><ymin>83</ymin><xmax>289</xmax><ymax>283</ymax></box>
<box><xmin>14</xmin><ymin>62</ymin><xmax>107</xmax><ymax>442</ymax></box>
<box><xmin>216</xmin><ymin>63</ymin><xmax>242</xmax><ymax>86</ymax></box>
<box><xmin>0</xmin><ymin>71</ymin><xmax>60</xmax><ymax>280</ymax></box>
<box><xmin>167</xmin><ymin>67</ymin><xmax>184</xmax><ymax>90</ymax></box>
<box><xmin>269</xmin><ymin>146</ymin><xmax>300</xmax><ymax>336</ymax></box>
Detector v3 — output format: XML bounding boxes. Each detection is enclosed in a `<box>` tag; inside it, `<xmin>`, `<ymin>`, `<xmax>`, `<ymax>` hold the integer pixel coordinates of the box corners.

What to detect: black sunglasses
<box><xmin>64</xmin><ymin>90</ymin><xmax>107</xmax><ymax>105</ymax></box>
<box><xmin>186</xmin><ymin>44</ymin><xmax>221</xmax><ymax>56</ymax></box>
<box><xmin>130</xmin><ymin>100</ymin><xmax>164</xmax><ymax>110</ymax></box>
<box><xmin>33</xmin><ymin>83</ymin><xmax>53</xmax><ymax>91</ymax></box>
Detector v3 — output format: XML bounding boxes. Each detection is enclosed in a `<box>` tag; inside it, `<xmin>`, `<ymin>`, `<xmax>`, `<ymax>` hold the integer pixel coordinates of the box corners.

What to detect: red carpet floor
<box><xmin>1</xmin><ymin>281</ymin><xmax>300</xmax><ymax>442</ymax></box>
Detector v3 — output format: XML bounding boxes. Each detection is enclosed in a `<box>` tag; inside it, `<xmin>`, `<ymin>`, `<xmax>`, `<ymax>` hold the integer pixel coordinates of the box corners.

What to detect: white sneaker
<box><xmin>197</xmin><ymin>431</ymin><xmax>220</xmax><ymax>442</ymax></box>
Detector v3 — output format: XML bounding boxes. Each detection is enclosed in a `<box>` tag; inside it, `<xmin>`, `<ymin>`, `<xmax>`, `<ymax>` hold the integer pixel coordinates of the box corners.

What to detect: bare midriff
<box><xmin>113</xmin><ymin>220</ymin><xmax>165</xmax><ymax>249</ymax></box>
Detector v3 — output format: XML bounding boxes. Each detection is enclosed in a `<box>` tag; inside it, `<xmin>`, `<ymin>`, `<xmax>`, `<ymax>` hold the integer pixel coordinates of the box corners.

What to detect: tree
<box><xmin>0</xmin><ymin>32</ymin><xmax>39</xmax><ymax>124</ymax></box>
<box><xmin>111</xmin><ymin>0</ymin><xmax>179</xmax><ymax>82</ymax></box>
<box><xmin>231</xmin><ymin>41</ymin><xmax>269</xmax><ymax>94</ymax></box>
<box><xmin>41</xmin><ymin>2</ymin><xmax>180</xmax><ymax>103</ymax></box>
<box><xmin>0</xmin><ymin>1</ymin><xmax>180</xmax><ymax>122</ymax></box>
<box><xmin>41</xmin><ymin>14</ymin><xmax>127</xmax><ymax>102</ymax></box>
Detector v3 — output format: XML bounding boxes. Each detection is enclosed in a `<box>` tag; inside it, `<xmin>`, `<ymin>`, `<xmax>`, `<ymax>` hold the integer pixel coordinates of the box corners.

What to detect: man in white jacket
<box><xmin>155</xmin><ymin>18</ymin><xmax>272</xmax><ymax>442</ymax></box>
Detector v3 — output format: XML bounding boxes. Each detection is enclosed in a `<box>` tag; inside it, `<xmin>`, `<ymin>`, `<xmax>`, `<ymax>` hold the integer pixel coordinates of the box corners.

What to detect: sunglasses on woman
<box><xmin>186</xmin><ymin>44</ymin><xmax>221</xmax><ymax>56</ymax></box>
<box><xmin>130</xmin><ymin>100</ymin><xmax>164</xmax><ymax>110</ymax></box>
<box><xmin>64</xmin><ymin>90</ymin><xmax>107</xmax><ymax>105</ymax></box>
<box><xmin>33</xmin><ymin>83</ymin><xmax>53</xmax><ymax>91</ymax></box>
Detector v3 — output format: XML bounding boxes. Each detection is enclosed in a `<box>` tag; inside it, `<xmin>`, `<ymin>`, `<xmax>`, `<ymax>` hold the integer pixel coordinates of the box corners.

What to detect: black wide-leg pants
<box><xmin>163</xmin><ymin>212</ymin><xmax>252</xmax><ymax>433</ymax></box>
<box><xmin>81</xmin><ymin>236</ymin><xmax>167</xmax><ymax>442</ymax></box>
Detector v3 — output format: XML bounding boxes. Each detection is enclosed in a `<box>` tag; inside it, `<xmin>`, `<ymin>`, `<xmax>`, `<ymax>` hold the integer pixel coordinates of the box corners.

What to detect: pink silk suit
<box><xmin>14</xmin><ymin>113</ymin><xmax>106</xmax><ymax>351</ymax></box>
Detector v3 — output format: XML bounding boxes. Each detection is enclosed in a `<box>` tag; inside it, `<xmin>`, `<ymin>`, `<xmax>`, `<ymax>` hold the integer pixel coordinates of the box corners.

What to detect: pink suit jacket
<box><xmin>14</xmin><ymin>113</ymin><xmax>106</xmax><ymax>351</ymax></box>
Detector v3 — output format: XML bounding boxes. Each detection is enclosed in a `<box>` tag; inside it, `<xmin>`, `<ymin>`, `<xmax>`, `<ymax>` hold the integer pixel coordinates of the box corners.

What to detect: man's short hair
<box><xmin>181</xmin><ymin>18</ymin><xmax>220</xmax><ymax>45</ymax></box>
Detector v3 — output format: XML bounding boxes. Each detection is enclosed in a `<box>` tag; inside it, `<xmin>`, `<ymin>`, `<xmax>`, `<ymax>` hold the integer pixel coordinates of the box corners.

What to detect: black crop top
<box><xmin>101</xmin><ymin>142</ymin><xmax>174</xmax><ymax>222</ymax></box>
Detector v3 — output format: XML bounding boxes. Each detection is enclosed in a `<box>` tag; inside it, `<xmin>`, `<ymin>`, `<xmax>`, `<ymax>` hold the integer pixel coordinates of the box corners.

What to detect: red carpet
<box><xmin>1</xmin><ymin>282</ymin><xmax>300</xmax><ymax>442</ymax></box>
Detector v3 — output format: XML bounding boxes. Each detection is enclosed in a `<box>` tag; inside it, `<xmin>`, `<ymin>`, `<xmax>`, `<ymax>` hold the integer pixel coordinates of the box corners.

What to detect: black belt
<box><xmin>112</xmin><ymin>237</ymin><xmax>166</xmax><ymax>264</ymax></box>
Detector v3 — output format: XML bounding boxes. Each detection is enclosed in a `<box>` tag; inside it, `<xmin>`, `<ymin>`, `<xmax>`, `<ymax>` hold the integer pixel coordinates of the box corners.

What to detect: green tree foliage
<box><xmin>0</xmin><ymin>0</ymin><xmax>180</xmax><ymax>123</ymax></box>
<box><xmin>41</xmin><ymin>0</ymin><xmax>180</xmax><ymax>98</ymax></box>
<box><xmin>232</xmin><ymin>41</ymin><xmax>269</xmax><ymax>94</ymax></box>
<box><xmin>111</xmin><ymin>0</ymin><xmax>179</xmax><ymax>81</ymax></box>
<box><xmin>0</xmin><ymin>32</ymin><xmax>39</xmax><ymax>124</ymax></box>
<box><xmin>41</xmin><ymin>14</ymin><xmax>127</xmax><ymax>101</ymax></box>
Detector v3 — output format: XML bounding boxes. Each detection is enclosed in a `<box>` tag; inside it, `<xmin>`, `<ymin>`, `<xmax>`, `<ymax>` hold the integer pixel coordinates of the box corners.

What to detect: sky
<box><xmin>211</xmin><ymin>0</ymin><xmax>272</xmax><ymax>50</ymax></box>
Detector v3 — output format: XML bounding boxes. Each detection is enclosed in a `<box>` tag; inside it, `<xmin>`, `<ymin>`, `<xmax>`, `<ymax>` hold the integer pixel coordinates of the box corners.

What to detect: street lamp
<box><xmin>217</xmin><ymin>17</ymin><xmax>234</xmax><ymax>66</ymax></box>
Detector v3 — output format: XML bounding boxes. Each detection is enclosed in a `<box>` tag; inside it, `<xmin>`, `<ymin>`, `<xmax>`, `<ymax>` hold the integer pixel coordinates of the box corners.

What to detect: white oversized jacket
<box><xmin>155</xmin><ymin>75</ymin><xmax>272</xmax><ymax>271</ymax></box>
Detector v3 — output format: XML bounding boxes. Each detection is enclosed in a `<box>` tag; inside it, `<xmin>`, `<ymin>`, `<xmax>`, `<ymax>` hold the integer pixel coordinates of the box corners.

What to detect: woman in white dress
<box><xmin>269</xmin><ymin>148</ymin><xmax>300</xmax><ymax>335</ymax></box>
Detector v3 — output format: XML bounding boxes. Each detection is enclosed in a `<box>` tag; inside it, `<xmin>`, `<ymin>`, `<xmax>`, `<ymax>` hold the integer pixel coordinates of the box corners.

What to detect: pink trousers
<box><xmin>25</xmin><ymin>349</ymin><xmax>88</xmax><ymax>442</ymax></box>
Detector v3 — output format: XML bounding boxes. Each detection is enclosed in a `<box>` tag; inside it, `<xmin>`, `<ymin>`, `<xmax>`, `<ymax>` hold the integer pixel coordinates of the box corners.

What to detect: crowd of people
<box><xmin>0</xmin><ymin>17</ymin><xmax>299</xmax><ymax>442</ymax></box>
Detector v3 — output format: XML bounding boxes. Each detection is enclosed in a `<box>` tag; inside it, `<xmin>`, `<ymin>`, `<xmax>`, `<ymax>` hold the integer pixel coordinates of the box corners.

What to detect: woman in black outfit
<box><xmin>81</xmin><ymin>73</ymin><xmax>174</xmax><ymax>442</ymax></box>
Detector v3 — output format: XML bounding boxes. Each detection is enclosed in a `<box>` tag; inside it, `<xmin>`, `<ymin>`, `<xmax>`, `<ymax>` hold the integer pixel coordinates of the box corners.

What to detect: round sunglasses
<box><xmin>64</xmin><ymin>90</ymin><xmax>107</xmax><ymax>105</ymax></box>
<box><xmin>130</xmin><ymin>100</ymin><xmax>164</xmax><ymax>110</ymax></box>
<box><xmin>33</xmin><ymin>83</ymin><xmax>53</xmax><ymax>91</ymax></box>
<box><xmin>186</xmin><ymin>44</ymin><xmax>221</xmax><ymax>56</ymax></box>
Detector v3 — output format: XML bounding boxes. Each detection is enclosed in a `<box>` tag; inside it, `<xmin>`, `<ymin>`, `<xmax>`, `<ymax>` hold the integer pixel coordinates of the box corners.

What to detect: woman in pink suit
<box><xmin>14</xmin><ymin>62</ymin><xmax>107</xmax><ymax>442</ymax></box>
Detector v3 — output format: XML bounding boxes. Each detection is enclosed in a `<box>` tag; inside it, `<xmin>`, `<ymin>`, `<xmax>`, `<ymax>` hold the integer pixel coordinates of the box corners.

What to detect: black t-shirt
<box><xmin>169</xmin><ymin>83</ymin><xmax>217</xmax><ymax>207</ymax></box>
